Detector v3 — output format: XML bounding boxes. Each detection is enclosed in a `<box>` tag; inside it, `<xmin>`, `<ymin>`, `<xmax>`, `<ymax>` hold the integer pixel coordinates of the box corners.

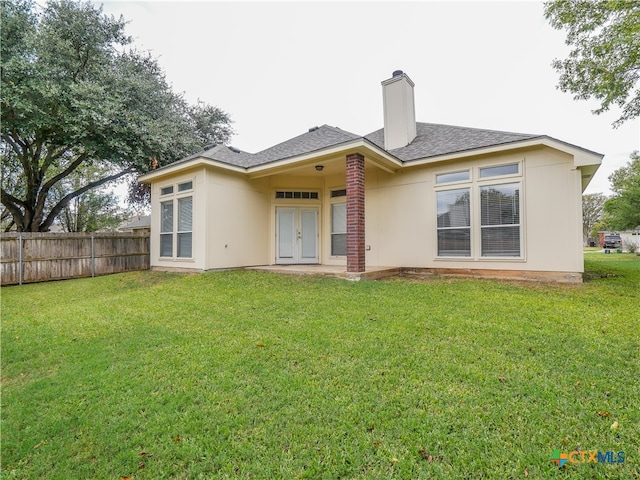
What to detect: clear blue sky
<box><xmin>99</xmin><ymin>0</ymin><xmax>639</xmax><ymax>195</ymax></box>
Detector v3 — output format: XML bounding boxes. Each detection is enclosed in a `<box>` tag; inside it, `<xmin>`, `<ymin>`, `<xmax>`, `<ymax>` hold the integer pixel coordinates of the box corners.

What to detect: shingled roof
<box><xmin>364</xmin><ymin>122</ymin><xmax>541</xmax><ymax>161</ymax></box>
<box><xmin>161</xmin><ymin>122</ymin><xmax>544</xmax><ymax>171</ymax></box>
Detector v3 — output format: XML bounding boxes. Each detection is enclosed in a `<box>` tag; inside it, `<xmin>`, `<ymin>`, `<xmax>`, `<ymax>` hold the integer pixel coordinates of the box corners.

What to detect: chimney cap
<box><xmin>392</xmin><ymin>70</ymin><xmax>404</xmax><ymax>77</ymax></box>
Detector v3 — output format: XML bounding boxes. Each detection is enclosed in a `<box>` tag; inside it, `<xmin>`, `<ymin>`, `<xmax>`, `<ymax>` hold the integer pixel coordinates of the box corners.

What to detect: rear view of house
<box><xmin>139</xmin><ymin>71</ymin><xmax>602</xmax><ymax>282</ymax></box>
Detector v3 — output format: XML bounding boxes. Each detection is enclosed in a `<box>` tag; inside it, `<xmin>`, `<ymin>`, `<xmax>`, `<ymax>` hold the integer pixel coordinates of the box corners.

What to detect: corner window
<box><xmin>159</xmin><ymin>180</ymin><xmax>193</xmax><ymax>259</ymax></box>
<box><xmin>436</xmin><ymin>188</ymin><xmax>471</xmax><ymax>256</ymax></box>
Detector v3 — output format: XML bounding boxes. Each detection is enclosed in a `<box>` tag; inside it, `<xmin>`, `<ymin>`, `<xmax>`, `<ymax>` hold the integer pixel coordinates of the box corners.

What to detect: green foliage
<box><xmin>582</xmin><ymin>192</ymin><xmax>607</xmax><ymax>244</ymax></box>
<box><xmin>2</xmin><ymin>257</ymin><xmax>639</xmax><ymax>478</ymax></box>
<box><xmin>0</xmin><ymin>0</ymin><xmax>232</xmax><ymax>232</ymax></box>
<box><xmin>622</xmin><ymin>239</ymin><xmax>639</xmax><ymax>253</ymax></box>
<box><xmin>544</xmin><ymin>0</ymin><xmax>640</xmax><ymax>126</ymax></box>
<box><xmin>604</xmin><ymin>151</ymin><xmax>640</xmax><ymax>230</ymax></box>
<box><xmin>56</xmin><ymin>189</ymin><xmax>128</xmax><ymax>232</ymax></box>
<box><xmin>50</xmin><ymin>164</ymin><xmax>131</xmax><ymax>232</ymax></box>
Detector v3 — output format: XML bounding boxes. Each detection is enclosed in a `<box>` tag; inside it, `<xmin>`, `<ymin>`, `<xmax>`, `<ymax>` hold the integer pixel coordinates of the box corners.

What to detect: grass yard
<box><xmin>1</xmin><ymin>253</ymin><xmax>639</xmax><ymax>479</ymax></box>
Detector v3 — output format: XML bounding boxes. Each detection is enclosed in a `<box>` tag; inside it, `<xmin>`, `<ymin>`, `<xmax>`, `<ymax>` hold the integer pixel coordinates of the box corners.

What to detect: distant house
<box><xmin>139</xmin><ymin>71</ymin><xmax>602</xmax><ymax>282</ymax></box>
<box><xmin>118</xmin><ymin>215</ymin><xmax>151</xmax><ymax>234</ymax></box>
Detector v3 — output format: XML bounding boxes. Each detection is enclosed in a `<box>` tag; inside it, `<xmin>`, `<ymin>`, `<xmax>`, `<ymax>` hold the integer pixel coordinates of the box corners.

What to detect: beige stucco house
<box><xmin>139</xmin><ymin>71</ymin><xmax>602</xmax><ymax>282</ymax></box>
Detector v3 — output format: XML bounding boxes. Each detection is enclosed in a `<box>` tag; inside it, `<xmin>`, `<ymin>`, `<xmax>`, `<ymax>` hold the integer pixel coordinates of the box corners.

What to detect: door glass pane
<box><xmin>301</xmin><ymin>210</ymin><xmax>317</xmax><ymax>259</ymax></box>
<box><xmin>278</xmin><ymin>210</ymin><xmax>294</xmax><ymax>258</ymax></box>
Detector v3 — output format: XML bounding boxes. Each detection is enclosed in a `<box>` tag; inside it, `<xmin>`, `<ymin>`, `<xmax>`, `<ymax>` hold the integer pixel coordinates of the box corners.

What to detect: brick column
<box><xmin>346</xmin><ymin>153</ymin><xmax>365</xmax><ymax>273</ymax></box>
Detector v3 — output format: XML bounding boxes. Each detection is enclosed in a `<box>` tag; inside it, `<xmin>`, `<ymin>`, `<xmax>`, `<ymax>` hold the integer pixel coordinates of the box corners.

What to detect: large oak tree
<box><xmin>1</xmin><ymin>0</ymin><xmax>232</xmax><ymax>231</ymax></box>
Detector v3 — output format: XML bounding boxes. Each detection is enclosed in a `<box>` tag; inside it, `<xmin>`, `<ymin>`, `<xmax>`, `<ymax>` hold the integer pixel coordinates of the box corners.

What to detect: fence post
<box><xmin>91</xmin><ymin>233</ymin><xmax>95</xmax><ymax>278</ymax></box>
<box><xmin>18</xmin><ymin>232</ymin><xmax>23</xmax><ymax>286</ymax></box>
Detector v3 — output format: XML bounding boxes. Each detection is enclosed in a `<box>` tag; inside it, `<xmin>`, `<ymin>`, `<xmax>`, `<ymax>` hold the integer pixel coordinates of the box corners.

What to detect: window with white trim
<box><xmin>330</xmin><ymin>189</ymin><xmax>346</xmax><ymax>256</ymax></box>
<box><xmin>160</xmin><ymin>200</ymin><xmax>173</xmax><ymax>257</ymax></box>
<box><xmin>480</xmin><ymin>183</ymin><xmax>520</xmax><ymax>257</ymax></box>
<box><xmin>435</xmin><ymin>163</ymin><xmax>522</xmax><ymax>258</ymax></box>
<box><xmin>159</xmin><ymin>181</ymin><xmax>193</xmax><ymax>258</ymax></box>
<box><xmin>177</xmin><ymin>197</ymin><xmax>193</xmax><ymax>257</ymax></box>
<box><xmin>437</xmin><ymin>188</ymin><xmax>471</xmax><ymax>256</ymax></box>
<box><xmin>436</xmin><ymin>170</ymin><xmax>470</xmax><ymax>184</ymax></box>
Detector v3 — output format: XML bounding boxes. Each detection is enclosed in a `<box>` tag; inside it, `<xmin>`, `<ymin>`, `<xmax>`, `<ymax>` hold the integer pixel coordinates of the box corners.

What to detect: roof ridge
<box><xmin>415</xmin><ymin>121</ymin><xmax>539</xmax><ymax>138</ymax></box>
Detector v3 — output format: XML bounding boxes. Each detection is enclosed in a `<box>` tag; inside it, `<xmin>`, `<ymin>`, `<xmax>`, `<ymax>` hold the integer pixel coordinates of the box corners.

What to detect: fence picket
<box><xmin>0</xmin><ymin>232</ymin><xmax>150</xmax><ymax>286</ymax></box>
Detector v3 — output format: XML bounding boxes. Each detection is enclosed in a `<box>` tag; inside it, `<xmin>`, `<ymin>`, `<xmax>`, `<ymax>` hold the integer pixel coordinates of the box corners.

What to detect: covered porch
<box><xmin>248</xmin><ymin>145</ymin><xmax>400</xmax><ymax>274</ymax></box>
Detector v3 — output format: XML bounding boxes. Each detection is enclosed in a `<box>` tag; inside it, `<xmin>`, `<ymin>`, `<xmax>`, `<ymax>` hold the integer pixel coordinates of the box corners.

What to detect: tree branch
<box><xmin>33</xmin><ymin>154</ymin><xmax>88</xmax><ymax>228</ymax></box>
<box><xmin>1</xmin><ymin>188</ymin><xmax>27</xmax><ymax>230</ymax></box>
<box><xmin>40</xmin><ymin>167</ymin><xmax>135</xmax><ymax>231</ymax></box>
<box><xmin>39</xmin><ymin>145</ymin><xmax>71</xmax><ymax>179</ymax></box>
<box><xmin>1</xmin><ymin>133</ymin><xmax>25</xmax><ymax>157</ymax></box>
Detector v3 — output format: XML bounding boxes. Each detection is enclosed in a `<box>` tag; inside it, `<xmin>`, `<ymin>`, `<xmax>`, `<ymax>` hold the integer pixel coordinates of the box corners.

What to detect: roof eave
<box><xmin>245</xmin><ymin>139</ymin><xmax>402</xmax><ymax>179</ymax></box>
<box><xmin>138</xmin><ymin>156</ymin><xmax>247</xmax><ymax>183</ymax></box>
<box><xmin>401</xmin><ymin>136</ymin><xmax>603</xmax><ymax>167</ymax></box>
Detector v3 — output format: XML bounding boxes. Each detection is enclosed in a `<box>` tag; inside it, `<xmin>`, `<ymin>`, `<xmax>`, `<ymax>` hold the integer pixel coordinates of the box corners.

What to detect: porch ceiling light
<box><xmin>315</xmin><ymin>165</ymin><xmax>324</xmax><ymax>172</ymax></box>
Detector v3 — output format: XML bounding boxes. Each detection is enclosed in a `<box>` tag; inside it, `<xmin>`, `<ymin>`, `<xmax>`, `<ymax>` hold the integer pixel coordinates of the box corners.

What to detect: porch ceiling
<box><xmin>246</xmin><ymin>151</ymin><xmax>397</xmax><ymax>179</ymax></box>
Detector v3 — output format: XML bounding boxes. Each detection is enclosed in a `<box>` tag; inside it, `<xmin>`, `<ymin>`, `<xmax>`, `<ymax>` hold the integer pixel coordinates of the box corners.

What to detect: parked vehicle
<box><xmin>603</xmin><ymin>234</ymin><xmax>622</xmax><ymax>249</ymax></box>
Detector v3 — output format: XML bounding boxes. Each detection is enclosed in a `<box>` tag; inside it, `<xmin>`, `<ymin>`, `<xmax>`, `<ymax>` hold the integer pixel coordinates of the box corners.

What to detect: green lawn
<box><xmin>2</xmin><ymin>254</ymin><xmax>639</xmax><ymax>479</ymax></box>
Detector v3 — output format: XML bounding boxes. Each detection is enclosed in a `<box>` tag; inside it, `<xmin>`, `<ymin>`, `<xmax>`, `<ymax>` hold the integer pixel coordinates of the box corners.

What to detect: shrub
<box><xmin>623</xmin><ymin>239</ymin><xmax>639</xmax><ymax>253</ymax></box>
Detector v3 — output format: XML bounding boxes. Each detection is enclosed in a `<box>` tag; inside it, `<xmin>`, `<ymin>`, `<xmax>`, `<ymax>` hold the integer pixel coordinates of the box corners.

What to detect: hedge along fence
<box><xmin>1</xmin><ymin>232</ymin><xmax>150</xmax><ymax>286</ymax></box>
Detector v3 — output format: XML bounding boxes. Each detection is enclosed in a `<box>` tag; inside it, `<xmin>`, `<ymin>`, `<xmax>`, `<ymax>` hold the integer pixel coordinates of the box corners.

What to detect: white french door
<box><xmin>276</xmin><ymin>207</ymin><xmax>319</xmax><ymax>264</ymax></box>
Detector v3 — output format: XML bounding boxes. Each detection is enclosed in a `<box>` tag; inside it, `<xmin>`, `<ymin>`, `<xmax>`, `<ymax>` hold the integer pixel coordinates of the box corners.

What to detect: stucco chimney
<box><xmin>381</xmin><ymin>70</ymin><xmax>416</xmax><ymax>150</ymax></box>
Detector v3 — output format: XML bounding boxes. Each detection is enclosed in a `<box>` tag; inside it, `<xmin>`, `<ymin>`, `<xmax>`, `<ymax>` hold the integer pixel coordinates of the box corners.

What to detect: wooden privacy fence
<box><xmin>1</xmin><ymin>232</ymin><xmax>150</xmax><ymax>286</ymax></box>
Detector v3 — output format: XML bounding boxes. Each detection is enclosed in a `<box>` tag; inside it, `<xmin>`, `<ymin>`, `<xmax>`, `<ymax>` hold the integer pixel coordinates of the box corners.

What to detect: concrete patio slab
<box><xmin>245</xmin><ymin>265</ymin><xmax>402</xmax><ymax>281</ymax></box>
